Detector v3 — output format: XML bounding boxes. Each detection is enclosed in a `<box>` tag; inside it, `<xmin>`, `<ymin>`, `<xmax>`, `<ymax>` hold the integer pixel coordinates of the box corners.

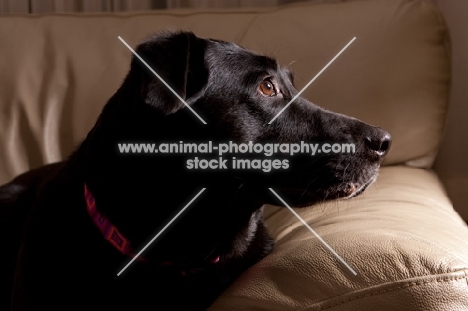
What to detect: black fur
<box><xmin>0</xmin><ymin>31</ymin><xmax>391</xmax><ymax>310</ymax></box>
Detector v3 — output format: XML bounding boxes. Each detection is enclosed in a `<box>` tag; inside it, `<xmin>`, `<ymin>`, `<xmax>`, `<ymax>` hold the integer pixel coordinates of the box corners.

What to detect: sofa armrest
<box><xmin>209</xmin><ymin>166</ymin><xmax>468</xmax><ymax>310</ymax></box>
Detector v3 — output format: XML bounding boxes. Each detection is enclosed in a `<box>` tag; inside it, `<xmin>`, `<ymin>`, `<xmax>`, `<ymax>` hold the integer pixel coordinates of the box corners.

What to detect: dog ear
<box><xmin>132</xmin><ymin>31</ymin><xmax>208</xmax><ymax>115</ymax></box>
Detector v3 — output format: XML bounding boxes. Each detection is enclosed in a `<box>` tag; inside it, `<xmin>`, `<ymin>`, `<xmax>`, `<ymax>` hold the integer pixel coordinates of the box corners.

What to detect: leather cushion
<box><xmin>0</xmin><ymin>0</ymin><xmax>451</xmax><ymax>184</ymax></box>
<box><xmin>209</xmin><ymin>166</ymin><xmax>468</xmax><ymax>310</ymax></box>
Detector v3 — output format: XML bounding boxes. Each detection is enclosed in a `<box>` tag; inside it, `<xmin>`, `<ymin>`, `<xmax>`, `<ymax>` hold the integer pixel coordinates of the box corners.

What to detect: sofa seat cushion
<box><xmin>209</xmin><ymin>166</ymin><xmax>468</xmax><ymax>310</ymax></box>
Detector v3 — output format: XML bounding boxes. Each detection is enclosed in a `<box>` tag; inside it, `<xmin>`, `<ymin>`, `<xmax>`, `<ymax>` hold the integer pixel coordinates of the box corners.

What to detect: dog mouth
<box><xmin>331</xmin><ymin>168</ymin><xmax>379</xmax><ymax>200</ymax></box>
<box><xmin>263</xmin><ymin>164</ymin><xmax>380</xmax><ymax>207</ymax></box>
<box><xmin>342</xmin><ymin>177</ymin><xmax>375</xmax><ymax>199</ymax></box>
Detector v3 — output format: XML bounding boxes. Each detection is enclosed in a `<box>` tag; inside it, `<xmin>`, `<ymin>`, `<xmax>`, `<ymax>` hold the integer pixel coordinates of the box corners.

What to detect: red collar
<box><xmin>84</xmin><ymin>184</ymin><xmax>135</xmax><ymax>256</ymax></box>
<box><xmin>84</xmin><ymin>184</ymin><xmax>220</xmax><ymax>266</ymax></box>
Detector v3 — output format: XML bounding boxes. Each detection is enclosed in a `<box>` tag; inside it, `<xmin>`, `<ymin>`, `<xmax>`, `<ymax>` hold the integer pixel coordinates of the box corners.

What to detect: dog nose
<box><xmin>365</xmin><ymin>128</ymin><xmax>391</xmax><ymax>158</ymax></box>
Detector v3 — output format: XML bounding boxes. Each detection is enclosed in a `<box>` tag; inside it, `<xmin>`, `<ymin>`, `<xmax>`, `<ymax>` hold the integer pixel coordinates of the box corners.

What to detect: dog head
<box><xmin>104</xmin><ymin>30</ymin><xmax>390</xmax><ymax>204</ymax></box>
<box><xmin>83</xmin><ymin>30</ymin><xmax>391</xmax><ymax>264</ymax></box>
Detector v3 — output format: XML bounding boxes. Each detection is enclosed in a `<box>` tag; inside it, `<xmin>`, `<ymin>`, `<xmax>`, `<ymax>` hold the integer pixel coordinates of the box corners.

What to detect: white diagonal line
<box><xmin>268</xmin><ymin>188</ymin><xmax>357</xmax><ymax>276</ymax></box>
<box><xmin>268</xmin><ymin>37</ymin><xmax>356</xmax><ymax>124</ymax></box>
<box><xmin>118</xmin><ymin>36</ymin><xmax>207</xmax><ymax>125</ymax></box>
<box><xmin>117</xmin><ymin>188</ymin><xmax>206</xmax><ymax>276</ymax></box>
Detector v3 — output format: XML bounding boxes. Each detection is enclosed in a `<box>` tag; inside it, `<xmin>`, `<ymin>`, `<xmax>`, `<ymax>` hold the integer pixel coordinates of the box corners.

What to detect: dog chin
<box><xmin>341</xmin><ymin>174</ymin><xmax>378</xmax><ymax>199</ymax></box>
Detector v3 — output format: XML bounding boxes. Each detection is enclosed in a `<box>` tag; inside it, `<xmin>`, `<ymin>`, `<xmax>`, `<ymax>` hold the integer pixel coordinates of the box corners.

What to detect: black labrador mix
<box><xmin>0</xmin><ymin>31</ymin><xmax>391</xmax><ymax>310</ymax></box>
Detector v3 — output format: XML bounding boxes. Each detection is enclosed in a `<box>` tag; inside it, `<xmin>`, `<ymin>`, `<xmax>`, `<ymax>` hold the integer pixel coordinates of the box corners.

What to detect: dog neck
<box><xmin>84</xmin><ymin>183</ymin><xmax>222</xmax><ymax>266</ymax></box>
<box><xmin>84</xmin><ymin>183</ymin><xmax>141</xmax><ymax>259</ymax></box>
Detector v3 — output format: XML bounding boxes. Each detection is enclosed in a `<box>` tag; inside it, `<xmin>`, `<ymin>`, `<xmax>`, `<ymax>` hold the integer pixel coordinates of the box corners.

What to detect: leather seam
<box><xmin>316</xmin><ymin>272</ymin><xmax>468</xmax><ymax>310</ymax></box>
<box><xmin>465</xmin><ymin>270</ymin><xmax>468</xmax><ymax>288</ymax></box>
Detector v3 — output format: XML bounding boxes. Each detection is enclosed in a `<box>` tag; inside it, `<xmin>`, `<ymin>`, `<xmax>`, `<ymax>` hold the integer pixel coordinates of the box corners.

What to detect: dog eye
<box><xmin>259</xmin><ymin>79</ymin><xmax>277</xmax><ymax>97</ymax></box>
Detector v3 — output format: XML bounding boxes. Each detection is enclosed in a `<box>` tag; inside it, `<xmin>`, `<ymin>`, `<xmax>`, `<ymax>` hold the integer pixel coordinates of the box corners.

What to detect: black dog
<box><xmin>0</xmin><ymin>30</ymin><xmax>390</xmax><ymax>310</ymax></box>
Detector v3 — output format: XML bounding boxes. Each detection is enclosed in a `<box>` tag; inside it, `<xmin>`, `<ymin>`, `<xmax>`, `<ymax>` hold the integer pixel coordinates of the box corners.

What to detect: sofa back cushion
<box><xmin>0</xmin><ymin>0</ymin><xmax>450</xmax><ymax>183</ymax></box>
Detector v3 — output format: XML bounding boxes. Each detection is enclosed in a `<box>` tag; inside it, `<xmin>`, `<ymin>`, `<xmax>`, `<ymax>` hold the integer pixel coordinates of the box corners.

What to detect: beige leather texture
<box><xmin>210</xmin><ymin>166</ymin><xmax>468</xmax><ymax>310</ymax></box>
<box><xmin>0</xmin><ymin>0</ymin><xmax>451</xmax><ymax>184</ymax></box>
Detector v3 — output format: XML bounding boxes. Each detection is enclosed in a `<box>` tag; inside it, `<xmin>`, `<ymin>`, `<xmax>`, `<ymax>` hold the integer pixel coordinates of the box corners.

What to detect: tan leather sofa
<box><xmin>1</xmin><ymin>0</ymin><xmax>467</xmax><ymax>310</ymax></box>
